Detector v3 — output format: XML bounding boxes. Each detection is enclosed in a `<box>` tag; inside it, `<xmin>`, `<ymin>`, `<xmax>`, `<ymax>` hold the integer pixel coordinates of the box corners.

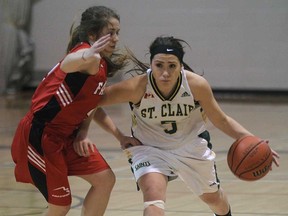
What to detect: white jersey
<box><xmin>130</xmin><ymin>69</ymin><xmax>208</xmax><ymax>150</ymax></box>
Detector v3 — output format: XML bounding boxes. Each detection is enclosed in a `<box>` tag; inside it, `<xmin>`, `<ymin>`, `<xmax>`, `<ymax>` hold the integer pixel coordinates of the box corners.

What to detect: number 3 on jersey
<box><xmin>161</xmin><ymin>120</ymin><xmax>177</xmax><ymax>134</ymax></box>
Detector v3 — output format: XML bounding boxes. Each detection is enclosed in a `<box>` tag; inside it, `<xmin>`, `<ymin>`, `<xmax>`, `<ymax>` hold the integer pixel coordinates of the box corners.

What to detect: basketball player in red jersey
<box><xmin>11</xmin><ymin>6</ymin><xmax>140</xmax><ymax>216</ymax></box>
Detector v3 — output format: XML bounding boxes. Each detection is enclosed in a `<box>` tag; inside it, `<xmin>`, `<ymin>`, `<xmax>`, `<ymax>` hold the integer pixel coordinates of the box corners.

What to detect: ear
<box><xmin>88</xmin><ymin>34</ymin><xmax>97</xmax><ymax>43</ymax></box>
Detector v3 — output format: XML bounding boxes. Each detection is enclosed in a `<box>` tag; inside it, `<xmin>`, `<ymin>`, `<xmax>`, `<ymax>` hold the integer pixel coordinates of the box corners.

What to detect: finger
<box><xmin>90</xmin><ymin>34</ymin><xmax>110</xmax><ymax>46</ymax></box>
<box><xmin>94</xmin><ymin>38</ymin><xmax>110</xmax><ymax>48</ymax></box>
<box><xmin>88</xmin><ymin>143</ymin><xmax>95</xmax><ymax>153</ymax></box>
<box><xmin>73</xmin><ymin>144</ymin><xmax>80</xmax><ymax>156</ymax></box>
<box><xmin>79</xmin><ymin>142</ymin><xmax>89</xmax><ymax>157</ymax></box>
<box><xmin>94</xmin><ymin>41</ymin><xmax>111</xmax><ymax>53</ymax></box>
<box><xmin>272</xmin><ymin>150</ymin><xmax>280</xmax><ymax>158</ymax></box>
<box><xmin>83</xmin><ymin>144</ymin><xmax>91</xmax><ymax>157</ymax></box>
<box><xmin>98</xmin><ymin>33</ymin><xmax>111</xmax><ymax>40</ymax></box>
<box><xmin>121</xmin><ymin>143</ymin><xmax>133</xmax><ymax>150</ymax></box>
<box><xmin>131</xmin><ymin>138</ymin><xmax>142</xmax><ymax>145</ymax></box>
<box><xmin>122</xmin><ymin>142</ymin><xmax>134</xmax><ymax>148</ymax></box>
<box><xmin>76</xmin><ymin>146</ymin><xmax>82</xmax><ymax>156</ymax></box>
<box><xmin>75</xmin><ymin>142</ymin><xmax>83</xmax><ymax>156</ymax></box>
<box><xmin>273</xmin><ymin>157</ymin><xmax>280</xmax><ymax>167</ymax></box>
<box><xmin>93</xmin><ymin>35</ymin><xmax>111</xmax><ymax>48</ymax></box>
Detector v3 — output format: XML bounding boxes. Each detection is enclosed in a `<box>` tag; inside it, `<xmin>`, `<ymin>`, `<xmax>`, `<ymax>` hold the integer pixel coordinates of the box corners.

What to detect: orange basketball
<box><xmin>227</xmin><ymin>136</ymin><xmax>273</xmax><ymax>181</ymax></box>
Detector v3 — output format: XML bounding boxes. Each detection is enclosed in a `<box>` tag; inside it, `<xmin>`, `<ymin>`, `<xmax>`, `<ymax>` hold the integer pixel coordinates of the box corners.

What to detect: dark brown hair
<box><xmin>67</xmin><ymin>6</ymin><xmax>128</xmax><ymax>77</ymax></box>
<box><xmin>127</xmin><ymin>36</ymin><xmax>194</xmax><ymax>75</ymax></box>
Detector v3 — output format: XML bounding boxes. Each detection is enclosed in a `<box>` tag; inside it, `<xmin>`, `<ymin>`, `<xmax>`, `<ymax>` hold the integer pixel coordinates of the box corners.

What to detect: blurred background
<box><xmin>0</xmin><ymin>1</ymin><xmax>288</xmax><ymax>215</ymax></box>
<box><xmin>0</xmin><ymin>0</ymin><xmax>288</xmax><ymax>98</ymax></box>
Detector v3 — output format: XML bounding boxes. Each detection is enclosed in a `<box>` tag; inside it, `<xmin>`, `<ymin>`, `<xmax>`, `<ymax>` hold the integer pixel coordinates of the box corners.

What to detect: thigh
<box><xmin>13</xmin><ymin>119</ymin><xmax>72</xmax><ymax>206</ymax></box>
<box><xmin>79</xmin><ymin>168</ymin><xmax>115</xmax><ymax>188</ymax></box>
<box><xmin>176</xmin><ymin>156</ymin><xmax>219</xmax><ymax>196</ymax></box>
<box><xmin>11</xmin><ymin>116</ymin><xmax>34</xmax><ymax>183</ymax></box>
<box><xmin>65</xmin><ymin>141</ymin><xmax>110</xmax><ymax>176</ymax></box>
<box><xmin>125</xmin><ymin>146</ymin><xmax>178</xmax><ymax>182</ymax></box>
<box><xmin>41</xmin><ymin>132</ymin><xmax>72</xmax><ymax>206</ymax></box>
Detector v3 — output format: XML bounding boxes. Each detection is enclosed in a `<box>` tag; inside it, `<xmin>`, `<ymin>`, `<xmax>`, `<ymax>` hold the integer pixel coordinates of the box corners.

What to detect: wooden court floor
<box><xmin>0</xmin><ymin>91</ymin><xmax>287</xmax><ymax>216</ymax></box>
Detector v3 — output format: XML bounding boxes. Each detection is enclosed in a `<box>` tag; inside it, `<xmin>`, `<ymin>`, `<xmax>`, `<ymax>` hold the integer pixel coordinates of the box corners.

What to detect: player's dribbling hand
<box><xmin>265</xmin><ymin>140</ymin><xmax>280</xmax><ymax>169</ymax></box>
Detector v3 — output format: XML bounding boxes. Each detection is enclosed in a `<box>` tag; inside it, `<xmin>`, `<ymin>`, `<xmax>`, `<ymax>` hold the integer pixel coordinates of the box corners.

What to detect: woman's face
<box><xmin>151</xmin><ymin>53</ymin><xmax>182</xmax><ymax>91</ymax></box>
<box><xmin>99</xmin><ymin>17</ymin><xmax>120</xmax><ymax>57</ymax></box>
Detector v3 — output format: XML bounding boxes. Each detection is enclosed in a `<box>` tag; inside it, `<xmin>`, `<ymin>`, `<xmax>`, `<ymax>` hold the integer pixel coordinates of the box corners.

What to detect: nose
<box><xmin>111</xmin><ymin>33</ymin><xmax>119</xmax><ymax>42</ymax></box>
<box><xmin>162</xmin><ymin>70</ymin><xmax>170</xmax><ymax>78</ymax></box>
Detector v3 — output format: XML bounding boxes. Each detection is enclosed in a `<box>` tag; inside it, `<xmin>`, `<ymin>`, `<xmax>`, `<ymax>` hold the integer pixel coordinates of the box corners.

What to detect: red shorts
<box><xmin>11</xmin><ymin>114</ymin><xmax>110</xmax><ymax>206</ymax></box>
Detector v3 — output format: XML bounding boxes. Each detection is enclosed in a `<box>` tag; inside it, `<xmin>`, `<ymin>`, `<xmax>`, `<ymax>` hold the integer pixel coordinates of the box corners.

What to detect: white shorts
<box><xmin>123</xmin><ymin>137</ymin><xmax>220</xmax><ymax>196</ymax></box>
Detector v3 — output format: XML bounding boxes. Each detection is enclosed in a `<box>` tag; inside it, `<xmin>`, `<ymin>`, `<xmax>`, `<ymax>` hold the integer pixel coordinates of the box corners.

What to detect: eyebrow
<box><xmin>108</xmin><ymin>27</ymin><xmax>120</xmax><ymax>32</ymax></box>
<box><xmin>154</xmin><ymin>59</ymin><xmax>178</xmax><ymax>64</ymax></box>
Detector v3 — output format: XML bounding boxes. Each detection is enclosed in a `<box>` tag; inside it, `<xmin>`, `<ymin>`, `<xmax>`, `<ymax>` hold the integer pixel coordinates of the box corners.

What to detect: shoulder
<box><xmin>134</xmin><ymin>74</ymin><xmax>148</xmax><ymax>86</ymax></box>
<box><xmin>185</xmin><ymin>70</ymin><xmax>209</xmax><ymax>87</ymax></box>
<box><xmin>184</xmin><ymin>70</ymin><xmax>213</xmax><ymax>101</ymax></box>
<box><xmin>70</xmin><ymin>42</ymin><xmax>91</xmax><ymax>53</ymax></box>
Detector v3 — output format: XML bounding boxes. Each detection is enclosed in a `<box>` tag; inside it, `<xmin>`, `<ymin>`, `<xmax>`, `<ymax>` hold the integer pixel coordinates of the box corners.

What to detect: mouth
<box><xmin>102</xmin><ymin>46</ymin><xmax>116</xmax><ymax>57</ymax></box>
<box><xmin>160</xmin><ymin>78</ymin><xmax>170</xmax><ymax>82</ymax></box>
<box><xmin>159</xmin><ymin>80</ymin><xmax>171</xmax><ymax>85</ymax></box>
<box><xmin>106</xmin><ymin>46</ymin><xmax>116</xmax><ymax>53</ymax></box>
<box><xmin>110</xmin><ymin>44</ymin><xmax>116</xmax><ymax>49</ymax></box>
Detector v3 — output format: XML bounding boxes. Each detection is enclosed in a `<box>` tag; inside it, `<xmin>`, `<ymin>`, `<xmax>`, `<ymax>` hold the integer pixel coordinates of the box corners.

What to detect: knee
<box><xmin>105</xmin><ymin>169</ymin><xmax>116</xmax><ymax>188</ymax></box>
<box><xmin>46</xmin><ymin>204</ymin><xmax>70</xmax><ymax>216</ymax></box>
<box><xmin>140</xmin><ymin>184</ymin><xmax>165</xmax><ymax>201</ymax></box>
<box><xmin>138</xmin><ymin>173</ymin><xmax>168</xmax><ymax>201</ymax></box>
<box><xmin>93</xmin><ymin>169</ymin><xmax>116</xmax><ymax>189</ymax></box>
<box><xmin>61</xmin><ymin>205</ymin><xmax>71</xmax><ymax>215</ymax></box>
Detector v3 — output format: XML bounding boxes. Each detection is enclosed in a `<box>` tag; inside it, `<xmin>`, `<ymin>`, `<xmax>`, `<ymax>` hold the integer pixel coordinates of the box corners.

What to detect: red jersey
<box><xmin>30</xmin><ymin>42</ymin><xmax>107</xmax><ymax>136</ymax></box>
<box><xmin>11</xmin><ymin>42</ymin><xmax>111</xmax><ymax>206</ymax></box>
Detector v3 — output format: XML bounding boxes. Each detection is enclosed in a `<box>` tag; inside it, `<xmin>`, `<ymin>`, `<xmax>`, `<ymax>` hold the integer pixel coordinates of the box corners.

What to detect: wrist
<box><xmin>115</xmin><ymin>129</ymin><xmax>125</xmax><ymax>142</ymax></box>
<box><xmin>77</xmin><ymin>129</ymin><xmax>88</xmax><ymax>138</ymax></box>
<box><xmin>81</xmin><ymin>51</ymin><xmax>87</xmax><ymax>61</ymax></box>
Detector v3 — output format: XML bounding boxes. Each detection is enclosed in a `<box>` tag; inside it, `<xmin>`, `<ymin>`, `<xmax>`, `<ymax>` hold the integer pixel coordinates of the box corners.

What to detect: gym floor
<box><xmin>0</xmin><ymin>90</ymin><xmax>287</xmax><ymax>216</ymax></box>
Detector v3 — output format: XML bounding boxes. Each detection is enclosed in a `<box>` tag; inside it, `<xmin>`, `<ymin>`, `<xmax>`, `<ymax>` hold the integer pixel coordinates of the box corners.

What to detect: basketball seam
<box><xmin>228</xmin><ymin>136</ymin><xmax>251</xmax><ymax>170</ymax></box>
<box><xmin>238</xmin><ymin>150</ymin><xmax>272</xmax><ymax>178</ymax></box>
<box><xmin>229</xmin><ymin>141</ymin><xmax>239</xmax><ymax>170</ymax></box>
<box><xmin>234</xmin><ymin>140</ymin><xmax>264</xmax><ymax>174</ymax></box>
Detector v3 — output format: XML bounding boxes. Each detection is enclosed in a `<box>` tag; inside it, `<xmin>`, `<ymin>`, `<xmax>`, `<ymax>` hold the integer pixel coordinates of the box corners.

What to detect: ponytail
<box><xmin>66</xmin><ymin>24</ymin><xmax>81</xmax><ymax>53</ymax></box>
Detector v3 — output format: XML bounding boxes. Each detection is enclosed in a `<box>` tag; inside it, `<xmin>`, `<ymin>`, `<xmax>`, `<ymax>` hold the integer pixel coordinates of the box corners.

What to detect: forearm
<box><xmin>216</xmin><ymin>116</ymin><xmax>253</xmax><ymax>140</ymax></box>
<box><xmin>77</xmin><ymin>109</ymin><xmax>95</xmax><ymax>138</ymax></box>
<box><xmin>60</xmin><ymin>49</ymin><xmax>101</xmax><ymax>73</ymax></box>
<box><xmin>60</xmin><ymin>50</ymin><xmax>86</xmax><ymax>72</ymax></box>
<box><xmin>93</xmin><ymin>107</ymin><xmax>124</xmax><ymax>142</ymax></box>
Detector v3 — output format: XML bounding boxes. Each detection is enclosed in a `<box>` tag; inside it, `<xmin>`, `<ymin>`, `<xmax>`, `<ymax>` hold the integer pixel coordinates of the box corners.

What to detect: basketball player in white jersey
<box><xmin>99</xmin><ymin>36</ymin><xmax>280</xmax><ymax>216</ymax></box>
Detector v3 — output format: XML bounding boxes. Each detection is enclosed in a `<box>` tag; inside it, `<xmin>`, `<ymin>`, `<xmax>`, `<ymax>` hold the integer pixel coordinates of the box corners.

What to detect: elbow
<box><xmin>59</xmin><ymin>60</ymin><xmax>73</xmax><ymax>73</ymax></box>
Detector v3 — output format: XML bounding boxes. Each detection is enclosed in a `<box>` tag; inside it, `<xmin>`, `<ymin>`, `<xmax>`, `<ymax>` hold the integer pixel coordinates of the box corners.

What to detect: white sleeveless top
<box><xmin>130</xmin><ymin>69</ymin><xmax>208</xmax><ymax>150</ymax></box>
